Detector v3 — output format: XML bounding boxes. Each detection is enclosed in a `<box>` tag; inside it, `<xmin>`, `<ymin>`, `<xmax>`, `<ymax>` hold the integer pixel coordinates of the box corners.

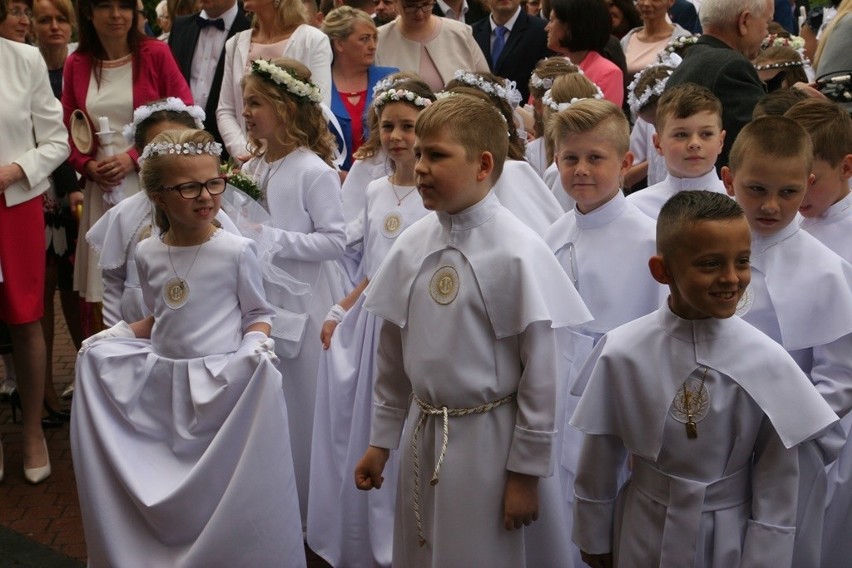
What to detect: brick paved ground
<box><xmin>0</xmin><ymin>294</ymin><xmax>331</xmax><ymax>567</ymax></box>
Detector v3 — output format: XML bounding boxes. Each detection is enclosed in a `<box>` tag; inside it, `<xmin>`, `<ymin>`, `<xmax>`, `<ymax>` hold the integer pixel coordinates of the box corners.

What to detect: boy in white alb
<box><xmin>786</xmin><ymin>98</ymin><xmax>852</xmax><ymax>263</ymax></box>
<box><xmin>722</xmin><ymin>116</ymin><xmax>852</xmax><ymax>568</ymax></box>
<box><xmin>542</xmin><ymin>100</ymin><xmax>662</xmax><ymax>564</ymax></box>
<box><xmin>354</xmin><ymin>95</ymin><xmax>592</xmax><ymax>567</ymax></box>
<box><xmin>572</xmin><ymin>190</ymin><xmax>838</xmax><ymax>568</ymax></box>
<box><xmin>629</xmin><ymin>84</ymin><xmax>728</xmax><ymax>220</ymax></box>
<box><xmin>784</xmin><ymin>98</ymin><xmax>852</xmax><ymax>568</ymax></box>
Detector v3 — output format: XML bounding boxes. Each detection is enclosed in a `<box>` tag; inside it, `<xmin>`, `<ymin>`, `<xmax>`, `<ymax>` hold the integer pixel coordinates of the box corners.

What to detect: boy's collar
<box><xmin>658</xmin><ymin>301</ymin><xmax>728</xmax><ymax>341</ymax></box>
<box><xmin>574</xmin><ymin>191</ymin><xmax>626</xmax><ymax>229</ymax></box>
<box><xmin>664</xmin><ymin>168</ymin><xmax>721</xmax><ymax>191</ymax></box>
<box><xmin>751</xmin><ymin>217</ymin><xmax>799</xmax><ymax>254</ymax></box>
<box><xmin>436</xmin><ymin>190</ymin><xmax>500</xmax><ymax>232</ymax></box>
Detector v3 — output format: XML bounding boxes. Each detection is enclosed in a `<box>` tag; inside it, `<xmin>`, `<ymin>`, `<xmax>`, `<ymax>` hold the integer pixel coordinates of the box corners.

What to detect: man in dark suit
<box><xmin>432</xmin><ymin>0</ymin><xmax>490</xmax><ymax>25</ymax></box>
<box><xmin>472</xmin><ymin>0</ymin><xmax>551</xmax><ymax>102</ymax></box>
<box><xmin>168</xmin><ymin>0</ymin><xmax>250</xmax><ymax>159</ymax></box>
<box><xmin>666</xmin><ymin>0</ymin><xmax>771</xmax><ymax>170</ymax></box>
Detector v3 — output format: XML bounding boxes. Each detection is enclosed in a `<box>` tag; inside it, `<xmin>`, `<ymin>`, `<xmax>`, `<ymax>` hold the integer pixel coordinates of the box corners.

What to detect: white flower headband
<box><xmin>761</xmin><ymin>34</ymin><xmax>806</xmax><ymax>55</ymax></box>
<box><xmin>541</xmin><ymin>84</ymin><xmax>604</xmax><ymax>112</ymax></box>
<box><xmin>122</xmin><ymin>98</ymin><xmax>206</xmax><ymax>143</ymax></box>
<box><xmin>251</xmin><ymin>59</ymin><xmax>323</xmax><ymax>104</ymax></box>
<box><xmin>627</xmin><ymin>64</ymin><xmax>674</xmax><ymax>116</ymax></box>
<box><xmin>452</xmin><ymin>70</ymin><xmax>523</xmax><ymax>108</ymax></box>
<box><xmin>140</xmin><ymin>140</ymin><xmax>223</xmax><ymax>165</ymax></box>
<box><xmin>754</xmin><ymin>59</ymin><xmax>805</xmax><ymax>71</ymax></box>
<box><xmin>373</xmin><ymin>89</ymin><xmax>433</xmax><ymax>115</ymax></box>
<box><xmin>435</xmin><ymin>91</ymin><xmax>511</xmax><ymax>133</ymax></box>
<box><xmin>530</xmin><ymin>59</ymin><xmax>582</xmax><ymax>90</ymax></box>
<box><xmin>372</xmin><ymin>76</ymin><xmax>410</xmax><ymax>98</ymax></box>
<box><xmin>656</xmin><ymin>34</ymin><xmax>699</xmax><ymax>63</ymax></box>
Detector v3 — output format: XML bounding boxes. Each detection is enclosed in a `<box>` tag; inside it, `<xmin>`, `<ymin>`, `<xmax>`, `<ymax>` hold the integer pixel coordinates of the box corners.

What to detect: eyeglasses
<box><xmin>162</xmin><ymin>176</ymin><xmax>228</xmax><ymax>199</ymax></box>
<box><xmin>10</xmin><ymin>8</ymin><xmax>33</xmax><ymax>18</ymax></box>
<box><xmin>401</xmin><ymin>1</ymin><xmax>433</xmax><ymax>14</ymax></box>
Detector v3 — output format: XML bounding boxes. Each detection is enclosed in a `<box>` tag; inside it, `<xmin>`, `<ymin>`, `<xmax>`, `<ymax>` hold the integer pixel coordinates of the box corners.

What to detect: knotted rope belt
<box><xmin>410</xmin><ymin>391</ymin><xmax>517</xmax><ymax>547</ymax></box>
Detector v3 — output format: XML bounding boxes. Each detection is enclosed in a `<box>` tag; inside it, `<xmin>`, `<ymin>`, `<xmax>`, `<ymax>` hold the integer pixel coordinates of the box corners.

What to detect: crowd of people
<box><xmin>1</xmin><ymin>0</ymin><xmax>852</xmax><ymax>566</ymax></box>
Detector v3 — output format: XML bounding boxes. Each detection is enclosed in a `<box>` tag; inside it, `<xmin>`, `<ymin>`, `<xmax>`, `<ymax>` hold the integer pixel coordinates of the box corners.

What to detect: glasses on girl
<box><xmin>162</xmin><ymin>177</ymin><xmax>229</xmax><ymax>199</ymax></box>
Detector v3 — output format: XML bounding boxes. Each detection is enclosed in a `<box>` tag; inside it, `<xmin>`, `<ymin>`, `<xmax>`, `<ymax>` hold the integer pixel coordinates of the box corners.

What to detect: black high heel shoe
<box><xmin>43</xmin><ymin>403</ymin><xmax>71</xmax><ymax>423</ymax></box>
<box><xmin>8</xmin><ymin>390</ymin><xmax>66</xmax><ymax>428</ymax></box>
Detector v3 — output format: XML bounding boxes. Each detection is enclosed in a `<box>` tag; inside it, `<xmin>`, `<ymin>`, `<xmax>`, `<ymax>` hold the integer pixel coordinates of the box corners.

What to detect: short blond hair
<box><xmin>785</xmin><ymin>98</ymin><xmax>852</xmax><ymax>167</ymax></box>
<box><xmin>546</xmin><ymin>98</ymin><xmax>630</xmax><ymax>156</ymax></box>
<box><xmin>728</xmin><ymin>115</ymin><xmax>813</xmax><ymax>174</ymax></box>
<box><xmin>415</xmin><ymin>95</ymin><xmax>509</xmax><ymax>181</ymax></box>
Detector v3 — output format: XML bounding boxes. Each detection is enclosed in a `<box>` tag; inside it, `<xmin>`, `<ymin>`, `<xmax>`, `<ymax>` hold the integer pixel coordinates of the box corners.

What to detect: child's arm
<box><xmin>354</xmin><ymin>445</ymin><xmax>389</xmax><ymax>490</ymax></box>
<box><xmin>128</xmin><ymin>316</ymin><xmax>155</xmax><ymax>339</ymax></box>
<box><xmin>245</xmin><ymin>321</ymin><xmax>272</xmax><ymax>336</ymax></box>
<box><xmin>503</xmin><ymin>471</ymin><xmax>539</xmax><ymax>530</ymax></box>
<box><xmin>321</xmin><ymin>277</ymin><xmax>369</xmax><ymax>349</ymax></box>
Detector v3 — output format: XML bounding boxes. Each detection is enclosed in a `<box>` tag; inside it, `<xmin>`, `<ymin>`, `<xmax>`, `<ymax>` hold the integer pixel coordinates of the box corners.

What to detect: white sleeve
<box><xmin>236</xmin><ymin>240</ymin><xmax>275</xmax><ymax>331</ymax></box>
<box><xmin>216</xmin><ymin>34</ymin><xmax>249</xmax><ymax>159</ymax></box>
<box><xmin>572</xmin><ymin>433</ymin><xmax>625</xmax><ymax>555</ymax></box>
<box><xmin>101</xmin><ymin>266</ymin><xmax>125</xmax><ymax>327</ymax></box>
<box><xmin>370</xmin><ymin>319</ymin><xmax>412</xmax><ymax>449</ymax></box>
<box><xmin>810</xmin><ymin>333</ymin><xmax>852</xmax><ymax>419</ymax></box>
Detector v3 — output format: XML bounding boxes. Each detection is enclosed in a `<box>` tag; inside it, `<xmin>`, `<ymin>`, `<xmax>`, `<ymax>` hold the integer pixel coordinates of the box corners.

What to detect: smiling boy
<box><xmin>354</xmin><ymin>94</ymin><xmax>592</xmax><ymax>567</ymax></box>
<box><xmin>571</xmin><ymin>190</ymin><xmax>837</xmax><ymax>568</ymax></box>
<box><xmin>722</xmin><ymin>115</ymin><xmax>852</xmax><ymax>568</ymax></box>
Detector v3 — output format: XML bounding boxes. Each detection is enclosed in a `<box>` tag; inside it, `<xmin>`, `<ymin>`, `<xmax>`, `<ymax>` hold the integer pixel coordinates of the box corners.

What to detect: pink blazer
<box><xmin>62</xmin><ymin>38</ymin><xmax>192</xmax><ymax>174</ymax></box>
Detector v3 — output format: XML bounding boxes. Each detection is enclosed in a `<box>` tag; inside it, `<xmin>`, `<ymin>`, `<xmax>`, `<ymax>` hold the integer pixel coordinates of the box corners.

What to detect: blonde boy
<box><xmin>785</xmin><ymin>98</ymin><xmax>852</xmax><ymax>263</ymax></box>
<box><xmin>722</xmin><ymin>116</ymin><xmax>852</xmax><ymax>568</ymax></box>
<box><xmin>354</xmin><ymin>95</ymin><xmax>592</xmax><ymax>567</ymax></box>
<box><xmin>572</xmin><ymin>190</ymin><xmax>837</xmax><ymax>568</ymax></box>
<box><xmin>628</xmin><ymin>83</ymin><xmax>728</xmax><ymax>220</ymax></box>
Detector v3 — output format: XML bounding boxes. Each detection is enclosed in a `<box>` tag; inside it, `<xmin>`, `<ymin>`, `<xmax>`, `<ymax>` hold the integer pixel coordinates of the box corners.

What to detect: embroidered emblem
<box><xmin>164</xmin><ymin>276</ymin><xmax>190</xmax><ymax>309</ymax></box>
<box><xmin>382</xmin><ymin>211</ymin><xmax>403</xmax><ymax>238</ymax></box>
<box><xmin>735</xmin><ymin>286</ymin><xmax>753</xmax><ymax>317</ymax></box>
<box><xmin>429</xmin><ymin>266</ymin><xmax>459</xmax><ymax>305</ymax></box>
<box><xmin>669</xmin><ymin>370</ymin><xmax>710</xmax><ymax>439</ymax></box>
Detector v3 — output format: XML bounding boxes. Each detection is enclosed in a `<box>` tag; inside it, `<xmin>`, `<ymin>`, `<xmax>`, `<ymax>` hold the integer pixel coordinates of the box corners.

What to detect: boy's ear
<box><xmin>476</xmin><ymin>151</ymin><xmax>495</xmax><ymax>182</ymax></box>
<box><xmin>648</xmin><ymin>255</ymin><xmax>672</xmax><ymax>285</ymax></box>
<box><xmin>652</xmin><ymin>132</ymin><xmax>663</xmax><ymax>156</ymax></box>
<box><xmin>717</xmin><ymin>129</ymin><xmax>726</xmax><ymax>151</ymax></box>
<box><xmin>841</xmin><ymin>154</ymin><xmax>852</xmax><ymax>180</ymax></box>
<box><xmin>721</xmin><ymin>166</ymin><xmax>736</xmax><ymax>197</ymax></box>
<box><xmin>620</xmin><ymin>151</ymin><xmax>635</xmax><ymax>176</ymax></box>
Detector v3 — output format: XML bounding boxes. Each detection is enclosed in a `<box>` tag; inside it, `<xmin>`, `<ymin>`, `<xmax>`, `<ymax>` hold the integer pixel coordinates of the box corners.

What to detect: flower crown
<box><xmin>541</xmin><ymin>84</ymin><xmax>604</xmax><ymax>112</ymax></box>
<box><xmin>373</xmin><ymin>89</ymin><xmax>433</xmax><ymax>115</ymax></box>
<box><xmin>627</xmin><ymin>64</ymin><xmax>674</xmax><ymax>116</ymax></box>
<box><xmin>452</xmin><ymin>70</ymin><xmax>523</xmax><ymax>108</ymax></box>
<box><xmin>122</xmin><ymin>98</ymin><xmax>206</xmax><ymax>143</ymax></box>
<box><xmin>251</xmin><ymin>59</ymin><xmax>323</xmax><ymax>104</ymax></box>
<box><xmin>140</xmin><ymin>140</ymin><xmax>223</xmax><ymax>165</ymax></box>
<box><xmin>754</xmin><ymin>59</ymin><xmax>805</xmax><ymax>71</ymax></box>
<box><xmin>761</xmin><ymin>34</ymin><xmax>806</xmax><ymax>54</ymax></box>
<box><xmin>435</xmin><ymin>91</ymin><xmax>511</xmax><ymax>131</ymax></box>
<box><xmin>657</xmin><ymin>34</ymin><xmax>699</xmax><ymax>63</ymax></box>
<box><xmin>372</xmin><ymin>76</ymin><xmax>410</xmax><ymax>98</ymax></box>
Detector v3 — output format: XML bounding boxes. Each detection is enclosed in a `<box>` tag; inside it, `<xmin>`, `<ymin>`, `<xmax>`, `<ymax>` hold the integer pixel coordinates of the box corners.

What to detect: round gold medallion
<box><xmin>669</xmin><ymin>377</ymin><xmax>710</xmax><ymax>425</ymax></box>
<box><xmin>382</xmin><ymin>211</ymin><xmax>403</xmax><ymax>238</ymax></box>
<box><xmin>164</xmin><ymin>276</ymin><xmax>190</xmax><ymax>309</ymax></box>
<box><xmin>735</xmin><ymin>286</ymin><xmax>753</xmax><ymax>317</ymax></box>
<box><xmin>429</xmin><ymin>266</ymin><xmax>459</xmax><ymax>305</ymax></box>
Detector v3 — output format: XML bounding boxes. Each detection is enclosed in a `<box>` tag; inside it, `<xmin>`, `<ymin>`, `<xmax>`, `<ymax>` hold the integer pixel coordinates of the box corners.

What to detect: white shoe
<box><xmin>60</xmin><ymin>382</ymin><xmax>74</xmax><ymax>400</ymax></box>
<box><xmin>23</xmin><ymin>439</ymin><xmax>51</xmax><ymax>485</ymax></box>
<box><xmin>0</xmin><ymin>378</ymin><xmax>16</xmax><ymax>398</ymax></box>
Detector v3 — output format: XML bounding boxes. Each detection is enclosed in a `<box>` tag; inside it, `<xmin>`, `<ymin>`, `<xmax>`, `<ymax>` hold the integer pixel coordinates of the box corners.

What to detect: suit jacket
<box><xmin>61</xmin><ymin>39</ymin><xmax>192</xmax><ymax>175</ymax></box>
<box><xmin>666</xmin><ymin>35</ymin><xmax>766</xmax><ymax>170</ymax></box>
<box><xmin>432</xmin><ymin>0</ymin><xmax>490</xmax><ymax>25</ymax></box>
<box><xmin>168</xmin><ymin>6</ymin><xmax>251</xmax><ymax>157</ymax></box>
<box><xmin>0</xmin><ymin>38</ymin><xmax>69</xmax><ymax>207</ymax></box>
<box><xmin>472</xmin><ymin>11</ymin><xmax>553</xmax><ymax>102</ymax></box>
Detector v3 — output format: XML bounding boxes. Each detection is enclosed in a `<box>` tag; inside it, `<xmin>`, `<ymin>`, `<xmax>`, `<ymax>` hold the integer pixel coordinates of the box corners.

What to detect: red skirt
<box><xmin>0</xmin><ymin>194</ymin><xmax>46</xmax><ymax>324</ymax></box>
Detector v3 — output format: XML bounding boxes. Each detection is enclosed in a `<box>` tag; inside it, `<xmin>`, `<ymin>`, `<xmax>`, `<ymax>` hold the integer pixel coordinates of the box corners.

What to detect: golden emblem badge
<box><xmin>164</xmin><ymin>277</ymin><xmax>190</xmax><ymax>309</ymax></box>
<box><xmin>670</xmin><ymin>373</ymin><xmax>710</xmax><ymax>439</ymax></box>
<box><xmin>735</xmin><ymin>286</ymin><xmax>753</xmax><ymax>317</ymax></box>
<box><xmin>429</xmin><ymin>266</ymin><xmax>459</xmax><ymax>305</ymax></box>
<box><xmin>382</xmin><ymin>211</ymin><xmax>403</xmax><ymax>238</ymax></box>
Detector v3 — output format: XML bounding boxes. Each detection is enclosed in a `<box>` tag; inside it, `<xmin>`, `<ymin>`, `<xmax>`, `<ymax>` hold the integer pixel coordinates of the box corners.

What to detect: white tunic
<box><xmin>71</xmin><ymin>230</ymin><xmax>305</xmax><ymax>567</ymax></box>
<box><xmin>308</xmin><ymin>177</ymin><xmax>430</xmax><ymax>567</ymax></box>
<box><xmin>740</xmin><ymin>221</ymin><xmax>852</xmax><ymax>567</ymax></box>
<box><xmin>628</xmin><ymin>169</ymin><xmax>727</xmax><ymax>220</ymax></box>
<box><xmin>629</xmin><ymin>117</ymin><xmax>667</xmax><ymax>187</ymax></box>
<box><xmin>543</xmin><ymin>161</ymin><xmax>577</xmax><ymax>213</ymax></box>
<box><xmin>492</xmin><ymin>160</ymin><xmax>562</xmax><ymax>235</ymax></box>
<box><xmin>525</xmin><ymin>136</ymin><xmax>548</xmax><ymax>179</ymax></box>
<box><xmin>800</xmin><ymin>191</ymin><xmax>852</xmax><ymax>264</ymax></box>
<box><xmin>246</xmin><ymin>147</ymin><xmax>347</xmax><ymax>526</ymax></box>
<box><xmin>571</xmin><ymin>305</ymin><xmax>838</xmax><ymax>568</ymax></box>
<box><xmin>364</xmin><ymin>192</ymin><xmax>592</xmax><ymax>567</ymax></box>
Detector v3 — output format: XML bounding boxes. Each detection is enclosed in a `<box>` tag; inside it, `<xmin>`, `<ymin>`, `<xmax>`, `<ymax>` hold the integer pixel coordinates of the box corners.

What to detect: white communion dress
<box><xmin>71</xmin><ymin>229</ymin><xmax>305</xmax><ymax>567</ymax></box>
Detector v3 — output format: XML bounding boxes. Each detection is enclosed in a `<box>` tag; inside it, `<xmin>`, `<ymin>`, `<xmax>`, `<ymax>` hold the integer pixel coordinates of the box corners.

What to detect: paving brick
<box><xmin>9</xmin><ymin>516</ymin><xmax>51</xmax><ymax>535</ymax></box>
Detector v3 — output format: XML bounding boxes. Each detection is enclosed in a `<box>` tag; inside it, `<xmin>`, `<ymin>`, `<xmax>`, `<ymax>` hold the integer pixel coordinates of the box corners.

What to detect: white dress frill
<box><xmin>571</xmin><ymin>305</ymin><xmax>839</xmax><ymax>568</ymax></box>
<box><xmin>627</xmin><ymin>169</ymin><xmax>727</xmax><ymax>220</ymax></box>
<box><xmin>308</xmin><ymin>177</ymin><xmax>430</xmax><ymax>567</ymax></box>
<box><xmin>71</xmin><ymin>229</ymin><xmax>305</xmax><ymax>567</ymax></box>
<box><xmin>364</xmin><ymin>192</ymin><xmax>592</xmax><ymax>567</ymax></box>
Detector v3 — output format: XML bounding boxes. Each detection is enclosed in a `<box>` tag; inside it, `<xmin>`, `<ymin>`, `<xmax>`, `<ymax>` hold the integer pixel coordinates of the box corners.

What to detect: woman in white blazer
<box><xmin>0</xmin><ymin>34</ymin><xmax>69</xmax><ymax>485</ymax></box>
<box><xmin>216</xmin><ymin>0</ymin><xmax>332</xmax><ymax>160</ymax></box>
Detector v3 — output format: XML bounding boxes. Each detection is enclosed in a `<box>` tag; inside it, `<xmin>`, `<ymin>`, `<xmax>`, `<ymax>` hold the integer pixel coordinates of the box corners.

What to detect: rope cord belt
<box><xmin>410</xmin><ymin>392</ymin><xmax>517</xmax><ymax>547</ymax></box>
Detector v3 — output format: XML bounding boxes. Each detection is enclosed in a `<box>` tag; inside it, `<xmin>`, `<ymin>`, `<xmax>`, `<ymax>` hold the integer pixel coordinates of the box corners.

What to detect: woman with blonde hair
<box><xmin>217</xmin><ymin>0</ymin><xmax>332</xmax><ymax>160</ymax></box>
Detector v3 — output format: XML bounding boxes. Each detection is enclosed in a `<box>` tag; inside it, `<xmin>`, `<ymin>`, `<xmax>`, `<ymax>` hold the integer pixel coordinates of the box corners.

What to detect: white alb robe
<box><xmin>628</xmin><ymin>169</ymin><xmax>727</xmax><ymax>220</ymax></box>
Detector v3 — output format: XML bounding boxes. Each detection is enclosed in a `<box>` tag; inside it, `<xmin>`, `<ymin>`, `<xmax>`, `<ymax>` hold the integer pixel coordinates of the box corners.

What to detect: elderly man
<box><xmin>665</xmin><ymin>0</ymin><xmax>772</xmax><ymax>170</ymax></box>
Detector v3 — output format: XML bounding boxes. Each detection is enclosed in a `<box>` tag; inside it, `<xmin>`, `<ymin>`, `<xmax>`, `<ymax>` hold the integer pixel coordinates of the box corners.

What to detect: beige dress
<box><xmin>73</xmin><ymin>55</ymin><xmax>140</xmax><ymax>302</ymax></box>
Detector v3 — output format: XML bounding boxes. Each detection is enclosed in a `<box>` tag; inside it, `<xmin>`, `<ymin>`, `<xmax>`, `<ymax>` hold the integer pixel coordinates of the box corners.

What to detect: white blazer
<box><xmin>0</xmin><ymin>38</ymin><xmax>69</xmax><ymax>207</ymax></box>
<box><xmin>216</xmin><ymin>25</ymin><xmax>333</xmax><ymax>158</ymax></box>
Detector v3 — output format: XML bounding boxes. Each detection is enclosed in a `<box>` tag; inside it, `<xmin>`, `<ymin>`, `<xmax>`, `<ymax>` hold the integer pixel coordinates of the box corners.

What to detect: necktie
<box><xmin>196</xmin><ymin>15</ymin><xmax>225</xmax><ymax>30</ymax></box>
<box><xmin>491</xmin><ymin>25</ymin><xmax>507</xmax><ymax>68</ymax></box>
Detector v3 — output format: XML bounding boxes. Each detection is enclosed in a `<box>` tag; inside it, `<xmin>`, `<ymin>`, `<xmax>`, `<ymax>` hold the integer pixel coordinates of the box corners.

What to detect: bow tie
<box><xmin>196</xmin><ymin>15</ymin><xmax>225</xmax><ymax>30</ymax></box>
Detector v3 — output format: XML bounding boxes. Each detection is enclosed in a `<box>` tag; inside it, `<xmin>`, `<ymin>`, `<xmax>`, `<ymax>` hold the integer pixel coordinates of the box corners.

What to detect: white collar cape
<box><xmin>747</xmin><ymin>221</ymin><xmax>852</xmax><ymax>350</ymax></box>
<box><xmin>570</xmin><ymin>304</ymin><xmax>838</xmax><ymax>461</ymax></box>
<box><xmin>363</xmin><ymin>191</ymin><xmax>592</xmax><ymax>339</ymax></box>
<box><xmin>86</xmin><ymin>192</ymin><xmax>154</xmax><ymax>270</ymax></box>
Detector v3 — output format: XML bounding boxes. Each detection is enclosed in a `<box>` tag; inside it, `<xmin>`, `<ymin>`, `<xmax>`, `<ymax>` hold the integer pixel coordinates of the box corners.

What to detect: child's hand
<box><xmin>580</xmin><ymin>551</ymin><xmax>613</xmax><ymax>568</ymax></box>
<box><xmin>78</xmin><ymin>320</ymin><xmax>136</xmax><ymax>355</ymax></box>
<box><xmin>354</xmin><ymin>446</ymin><xmax>389</xmax><ymax>491</ymax></box>
<box><xmin>503</xmin><ymin>471</ymin><xmax>539</xmax><ymax>530</ymax></box>
<box><xmin>320</xmin><ymin>320</ymin><xmax>338</xmax><ymax>350</ymax></box>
